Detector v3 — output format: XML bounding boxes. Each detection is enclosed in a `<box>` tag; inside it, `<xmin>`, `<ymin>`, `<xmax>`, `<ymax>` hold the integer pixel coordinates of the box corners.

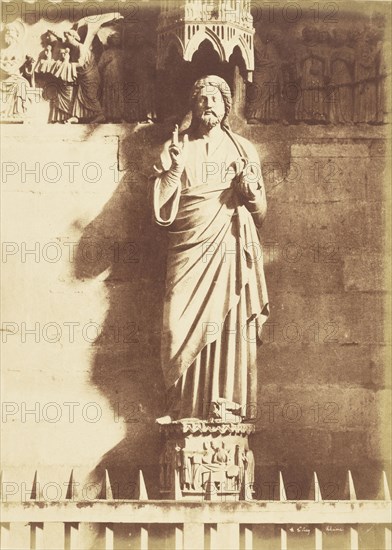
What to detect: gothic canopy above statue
<box><xmin>156</xmin><ymin>0</ymin><xmax>255</xmax><ymax>80</ymax></box>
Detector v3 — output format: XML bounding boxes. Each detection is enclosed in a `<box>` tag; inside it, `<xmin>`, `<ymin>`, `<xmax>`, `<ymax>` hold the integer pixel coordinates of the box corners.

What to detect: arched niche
<box><xmin>157</xmin><ymin>39</ymin><xmax>249</xmax><ymax>123</ymax></box>
<box><xmin>184</xmin><ymin>28</ymin><xmax>226</xmax><ymax>63</ymax></box>
<box><xmin>188</xmin><ymin>39</ymin><xmax>227</xmax><ymax>82</ymax></box>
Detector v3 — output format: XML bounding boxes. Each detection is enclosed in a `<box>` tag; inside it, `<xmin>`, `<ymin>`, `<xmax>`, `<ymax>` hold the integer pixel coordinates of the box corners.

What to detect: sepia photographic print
<box><xmin>0</xmin><ymin>0</ymin><xmax>391</xmax><ymax>548</ymax></box>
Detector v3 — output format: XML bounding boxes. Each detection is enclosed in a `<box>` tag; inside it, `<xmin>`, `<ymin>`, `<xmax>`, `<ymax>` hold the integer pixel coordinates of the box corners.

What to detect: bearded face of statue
<box><xmin>193</xmin><ymin>85</ymin><xmax>226</xmax><ymax>131</ymax></box>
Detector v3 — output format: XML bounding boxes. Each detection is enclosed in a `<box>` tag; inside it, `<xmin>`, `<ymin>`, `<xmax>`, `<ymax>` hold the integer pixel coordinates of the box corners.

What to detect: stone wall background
<box><xmin>1</xmin><ymin>0</ymin><xmax>391</xmax><ymax>515</ymax></box>
<box><xmin>2</xmin><ymin>120</ymin><xmax>390</xmax><ymax>503</ymax></box>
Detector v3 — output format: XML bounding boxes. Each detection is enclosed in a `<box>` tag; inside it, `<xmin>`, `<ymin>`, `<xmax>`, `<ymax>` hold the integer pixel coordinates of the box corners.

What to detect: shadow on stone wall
<box><xmin>74</xmin><ymin>122</ymin><xmax>175</xmax><ymax>499</ymax></box>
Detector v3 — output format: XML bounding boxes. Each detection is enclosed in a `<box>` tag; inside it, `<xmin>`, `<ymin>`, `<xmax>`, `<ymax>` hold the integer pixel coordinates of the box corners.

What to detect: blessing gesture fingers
<box><xmin>169</xmin><ymin>124</ymin><xmax>189</xmax><ymax>171</ymax></box>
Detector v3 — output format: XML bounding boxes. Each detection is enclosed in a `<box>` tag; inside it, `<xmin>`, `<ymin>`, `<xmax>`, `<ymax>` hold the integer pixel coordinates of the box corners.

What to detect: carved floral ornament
<box><xmin>160</xmin><ymin>421</ymin><xmax>256</xmax><ymax>436</ymax></box>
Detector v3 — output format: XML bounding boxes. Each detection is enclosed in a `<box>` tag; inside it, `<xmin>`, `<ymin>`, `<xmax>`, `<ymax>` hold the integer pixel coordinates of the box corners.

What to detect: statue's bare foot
<box><xmin>90</xmin><ymin>114</ymin><xmax>106</xmax><ymax>124</ymax></box>
<box><xmin>64</xmin><ymin>117</ymin><xmax>79</xmax><ymax>124</ymax></box>
<box><xmin>156</xmin><ymin>415</ymin><xmax>172</xmax><ymax>425</ymax></box>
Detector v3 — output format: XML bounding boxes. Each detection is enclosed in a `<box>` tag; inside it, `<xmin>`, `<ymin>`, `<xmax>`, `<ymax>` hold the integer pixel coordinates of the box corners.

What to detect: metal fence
<box><xmin>1</xmin><ymin>470</ymin><xmax>391</xmax><ymax>549</ymax></box>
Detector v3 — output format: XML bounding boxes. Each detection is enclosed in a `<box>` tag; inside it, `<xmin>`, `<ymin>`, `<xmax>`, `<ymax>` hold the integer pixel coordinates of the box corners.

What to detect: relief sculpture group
<box><xmin>0</xmin><ymin>12</ymin><xmax>388</xmax><ymax>125</ymax></box>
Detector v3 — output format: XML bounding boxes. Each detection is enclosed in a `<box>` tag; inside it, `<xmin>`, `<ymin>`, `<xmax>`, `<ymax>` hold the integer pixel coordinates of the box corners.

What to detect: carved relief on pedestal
<box><xmin>159</xmin><ymin>419</ymin><xmax>255</xmax><ymax>501</ymax></box>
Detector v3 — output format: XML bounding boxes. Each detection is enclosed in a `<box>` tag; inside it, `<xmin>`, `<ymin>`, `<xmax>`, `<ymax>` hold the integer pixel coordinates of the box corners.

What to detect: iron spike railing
<box><xmin>0</xmin><ymin>469</ymin><xmax>391</xmax><ymax>550</ymax></box>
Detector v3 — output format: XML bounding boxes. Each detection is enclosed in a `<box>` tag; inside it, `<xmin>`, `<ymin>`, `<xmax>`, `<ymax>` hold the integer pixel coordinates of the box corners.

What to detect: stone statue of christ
<box><xmin>154</xmin><ymin>75</ymin><xmax>269</xmax><ymax>421</ymax></box>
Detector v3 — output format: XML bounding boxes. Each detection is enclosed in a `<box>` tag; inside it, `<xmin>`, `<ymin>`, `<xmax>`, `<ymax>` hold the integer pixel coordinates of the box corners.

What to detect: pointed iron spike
<box><xmin>279</xmin><ymin>471</ymin><xmax>287</xmax><ymax>501</ymax></box>
<box><xmin>308</xmin><ymin>471</ymin><xmax>323</xmax><ymax>502</ymax></box>
<box><xmin>101</xmin><ymin>469</ymin><xmax>113</xmax><ymax>500</ymax></box>
<box><xmin>347</xmin><ymin>470</ymin><xmax>357</xmax><ymax>501</ymax></box>
<box><xmin>137</xmin><ymin>470</ymin><xmax>149</xmax><ymax>500</ymax></box>
<box><xmin>106</xmin><ymin>469</ymin><xmax>114</xmax><ymax>499</ymax></box>
<box><xmin>66</xmin><ymin>469</ymin><xmax>75</xmax><ymax>500</ymax></box>
<box><xmin>30</xmin><ymin>470</ymin><xmax>39</xmax><ymax>500</ymax></box>
<box><xmin>382</xmin><ymin>471</ymin><xmax>391</xmax><ymax>501</ymax></box>
<box><xmin>314</xmin><ymin>471</ymin><xmax>323</xmax><ymax>501</ymax></box>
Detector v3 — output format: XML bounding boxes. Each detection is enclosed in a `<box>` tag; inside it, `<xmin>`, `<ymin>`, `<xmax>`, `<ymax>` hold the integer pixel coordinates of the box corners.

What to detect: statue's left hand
<box><xmin>234</xmin><ymin>161</ymin><xmax>260</xmax><ymax>200</ymax></box>
<box><xmin>236</xmin><ymin>175</ymin><xmax>258</xmax><ymax>200</ymax></box>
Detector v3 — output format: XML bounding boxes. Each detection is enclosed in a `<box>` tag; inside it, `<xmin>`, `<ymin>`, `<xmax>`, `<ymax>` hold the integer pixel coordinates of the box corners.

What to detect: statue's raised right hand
<box><xmin>169</xmin><ymin>125</ymin><xmax>188</xmax><ymax>172</ymax></box>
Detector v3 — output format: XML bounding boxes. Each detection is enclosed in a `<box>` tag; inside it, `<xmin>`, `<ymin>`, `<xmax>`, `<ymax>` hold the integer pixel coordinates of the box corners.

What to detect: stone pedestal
<box><xmin>159</xmin><ymin>420</ymin><xmax>255</xmax><ymax>501</ymax></box>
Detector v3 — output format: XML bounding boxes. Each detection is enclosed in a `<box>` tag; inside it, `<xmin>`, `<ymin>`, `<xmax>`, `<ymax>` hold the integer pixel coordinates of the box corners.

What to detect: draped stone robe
<box><xmin>153</xmin><ymin>130</ymin><xmax>269</xmax><ymax>419</ymax></box>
